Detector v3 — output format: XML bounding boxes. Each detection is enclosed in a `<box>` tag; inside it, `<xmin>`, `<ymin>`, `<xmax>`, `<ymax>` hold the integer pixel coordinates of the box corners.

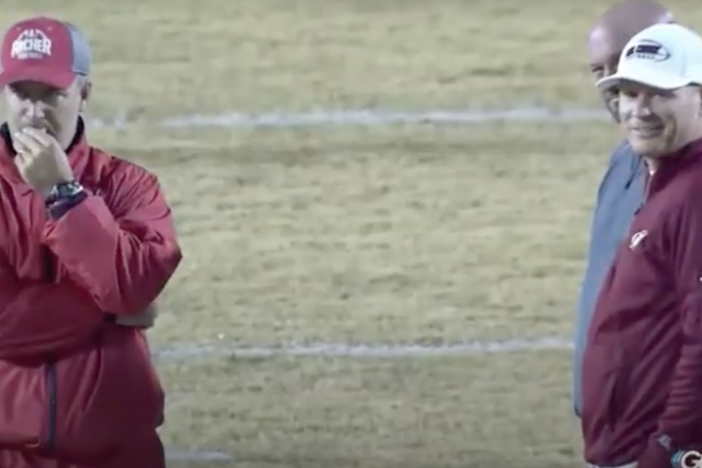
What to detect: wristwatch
<box><xmin>45</xmin><ymin>181</ymin><xmax>88</xmax><ymax>219</ymax></box>
<box><xmin>45</xmin><ymin>181</ymin><xmax>85</xmax><ymax>205</ymax></box>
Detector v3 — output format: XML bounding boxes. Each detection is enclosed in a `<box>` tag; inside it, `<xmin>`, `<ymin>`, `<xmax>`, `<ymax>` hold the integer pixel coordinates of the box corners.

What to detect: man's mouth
<box><xmin>632</xmin><ymin>124</ymin><xmax>664</xmax><ymax>138</ymax></box>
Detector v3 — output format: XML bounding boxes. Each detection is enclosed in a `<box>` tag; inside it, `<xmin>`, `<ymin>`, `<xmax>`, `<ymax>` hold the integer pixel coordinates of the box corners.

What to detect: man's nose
<box><xmin>631</xmin><ymin>93</ymin><xmax>655</xmax><ymax>116</ymax></box>
<box><xmin>24</xmin><ymin>100</ymin><xmax>47</xmax><ymax>120</ymax></box>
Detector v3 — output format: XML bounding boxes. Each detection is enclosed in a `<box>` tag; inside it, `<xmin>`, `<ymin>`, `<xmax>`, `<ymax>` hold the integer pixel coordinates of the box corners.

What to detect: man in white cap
<box><xmin>581</xmin><ymin>22</ymin><xmax>702</xmax><ymax>468</ymax></box>
<box><xmin>573</xmin><ymin>0</ymin><xmax>673</xmax><ymax>420</ymax></box>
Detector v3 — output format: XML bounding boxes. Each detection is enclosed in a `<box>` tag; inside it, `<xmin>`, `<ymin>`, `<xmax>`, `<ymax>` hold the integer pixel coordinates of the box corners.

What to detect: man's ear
<box><xmin>79</xmin><ymin>79</ymin><xmax>92</xmax><ymax>113</ymax></box>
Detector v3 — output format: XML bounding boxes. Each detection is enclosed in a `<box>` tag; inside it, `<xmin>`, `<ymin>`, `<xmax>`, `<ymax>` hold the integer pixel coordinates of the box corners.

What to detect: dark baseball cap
<box><xmin>0</xmin><ymin>17</ymin><xmax>91</xmax><ymax>89</ymax></box>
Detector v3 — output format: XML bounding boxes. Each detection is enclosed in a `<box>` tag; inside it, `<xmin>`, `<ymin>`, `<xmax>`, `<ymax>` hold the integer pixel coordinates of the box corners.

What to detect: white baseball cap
<box><xmin>596</xmin><ymin>23</ymin><xmax>702</xmax><ymax>91</ymax></box>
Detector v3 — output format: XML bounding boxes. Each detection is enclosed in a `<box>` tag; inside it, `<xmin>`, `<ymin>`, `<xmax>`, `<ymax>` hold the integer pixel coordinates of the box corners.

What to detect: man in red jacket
<box><xmin>582</xmin><ymin>23</ymin><xmax>702</xmax><ymax>468</ymax></box>
<box><xmin>0</xmin><ymin>16</ymin><xmax>182</xmax><ymax>468</ymax></box>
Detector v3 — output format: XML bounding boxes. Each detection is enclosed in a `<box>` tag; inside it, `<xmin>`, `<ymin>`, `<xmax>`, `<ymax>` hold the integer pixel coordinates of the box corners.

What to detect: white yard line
<box><xmin>166</xmin><ymin>448</ymin><xmax>231</xmax><ymax>462</ymax></box>
<box><xmin>153</xmin><ymin>336</ymin><xmax>573</xmax><ymax>361</ymax></box>
<box><xmin>89</xmin><ymin>107</ymin><xmax>608</xmax><ymax>129</ymax></box>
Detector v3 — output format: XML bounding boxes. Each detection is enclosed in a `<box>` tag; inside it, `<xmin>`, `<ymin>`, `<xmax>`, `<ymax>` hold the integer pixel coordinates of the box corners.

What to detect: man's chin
<box><xmin>629</xmin><ymin>139</ymin><xmax>666</xmax><ymax>159</ymax></box>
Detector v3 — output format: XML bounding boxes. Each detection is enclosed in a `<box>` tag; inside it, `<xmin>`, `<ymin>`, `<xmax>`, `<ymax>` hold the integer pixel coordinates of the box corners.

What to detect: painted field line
<box><xmin>153</xmin><ymin>336</ymin><xmax>574</xmax><ymax>361</ymax></box>
<box><xmin>89</xmin><ymin>107</ymin><xmax>609</xmax><ymax>129</ymax></box>
<box><xmin>166</xmin><ymin>448</ymin><xmax>231</xmax><ymax>462</ymax></box>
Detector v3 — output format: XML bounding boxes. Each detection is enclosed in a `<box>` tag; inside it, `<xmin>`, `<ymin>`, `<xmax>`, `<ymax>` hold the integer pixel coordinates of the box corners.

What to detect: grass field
<box><xmin>3</xmin><ymin>0</ymin><xmax>699</xmax><ymax>466</ymax></box>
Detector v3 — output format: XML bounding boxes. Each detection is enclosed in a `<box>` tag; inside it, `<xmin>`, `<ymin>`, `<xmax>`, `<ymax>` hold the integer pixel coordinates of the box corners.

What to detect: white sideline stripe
<box><xmin>88</xmin><ymin>107</ymin><xmax>609</xmax><ymax>129</ymax></box>
<box><xmin>166</xmin><ymin>448</ymin><xmax>231</xmax><ymax>461</ymax></box>
<box><xmin>153</xmin><ymin>336</ymin><xmax>574</xmax><ymax>360</ymax></box>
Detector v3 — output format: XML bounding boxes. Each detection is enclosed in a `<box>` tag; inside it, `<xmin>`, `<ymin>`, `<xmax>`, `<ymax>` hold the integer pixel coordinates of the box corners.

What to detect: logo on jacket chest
<box><xmin>629</xmin><ymin>230</ymin><xmax>648</xmax><ymax>249</ymax></box>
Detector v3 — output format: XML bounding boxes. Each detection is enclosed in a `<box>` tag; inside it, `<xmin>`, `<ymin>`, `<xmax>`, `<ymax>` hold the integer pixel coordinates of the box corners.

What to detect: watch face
<box><xmin>53</xmin><ymin>182</ymin><xmax>82</xmax><ymax>200</ymax></box>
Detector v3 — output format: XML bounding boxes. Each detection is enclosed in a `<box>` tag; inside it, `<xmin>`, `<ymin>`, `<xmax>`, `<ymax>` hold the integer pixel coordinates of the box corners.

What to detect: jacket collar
<box><xmin>647</xmin><ymin>136</ymin><xmax>702</xmax><ymax>197</ymax></box>
<box><xmin>0</xmin><ymin>117</ymin><xmax>91</xmax><ymax>194</ymax></box>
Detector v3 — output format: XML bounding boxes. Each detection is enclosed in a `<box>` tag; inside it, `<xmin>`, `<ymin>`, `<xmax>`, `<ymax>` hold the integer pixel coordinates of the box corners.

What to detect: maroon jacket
<box><xmin>582</xmin><ymin>138</ymin><xmax>702</xmax><ymax>468</ymax></box>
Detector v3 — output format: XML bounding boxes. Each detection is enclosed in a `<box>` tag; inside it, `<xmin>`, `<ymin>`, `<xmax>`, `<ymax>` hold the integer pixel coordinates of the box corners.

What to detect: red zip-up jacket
<box><xmin>582</xmin><ymin>137</ymin><xmax>702</xmax><ymax>468</ymax></box>
<box><xmin>0</xmin><ymin>120</ymin><xmax>182</xmax><ymax>463</ymax></box>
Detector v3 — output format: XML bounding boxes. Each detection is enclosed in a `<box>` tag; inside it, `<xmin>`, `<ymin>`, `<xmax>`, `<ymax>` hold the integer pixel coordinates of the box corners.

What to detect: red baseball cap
<box><xmin>0</xmin><ymin>17</ymin><xmax>91</xmax><ymax>89</ymax></box>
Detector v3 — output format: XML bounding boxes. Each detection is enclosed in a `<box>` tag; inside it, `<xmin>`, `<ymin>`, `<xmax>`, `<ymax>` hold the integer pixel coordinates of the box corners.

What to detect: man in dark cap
<box><xmin>573</xmin><ymin>0</ymin><xmax>673</xmax><ymax>418</ymax></box>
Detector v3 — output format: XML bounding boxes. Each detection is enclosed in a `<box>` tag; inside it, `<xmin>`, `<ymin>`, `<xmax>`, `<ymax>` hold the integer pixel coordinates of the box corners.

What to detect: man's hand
<box><xmin>115</xmin><ymin>303</ymin><xmax>159</xmax><ymax>329</ymax></box>
<box><xmin>12</xmin><ymin>127</ymin><xmax>74</xmax><ymax>196</ymax></box>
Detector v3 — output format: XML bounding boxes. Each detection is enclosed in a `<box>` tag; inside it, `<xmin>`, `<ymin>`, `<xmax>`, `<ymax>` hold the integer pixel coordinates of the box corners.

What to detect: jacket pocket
<box><xmin>0</xmin><ymin>359</ymin><xmax>47</xmax><ymax>448</ymax></box>
<box><xmin>52</xmin><ymin>329</ymin><xmax>164</xmax><ymax>460</ymax></box>
<box><xmin>581</xmin><ymin>343</ymin><xmax>625</xmax><ymax>438</ymax></box>
<box><xmin>606</xmin><ymin>359</ymin><xmax>628</xmax><ymax>430</ymax></box>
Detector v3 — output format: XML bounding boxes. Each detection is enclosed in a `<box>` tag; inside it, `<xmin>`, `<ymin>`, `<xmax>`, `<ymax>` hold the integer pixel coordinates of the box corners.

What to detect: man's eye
<box><xmin>620</xmin><ymin>89</ymin><xmax>637</xmax><ymax>98</ymax></box>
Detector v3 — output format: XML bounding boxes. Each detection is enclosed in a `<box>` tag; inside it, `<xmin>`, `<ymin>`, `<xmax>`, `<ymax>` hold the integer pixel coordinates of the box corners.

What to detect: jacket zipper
<box><xmin>44</xmin><ymin>362</ymin><xmax>57</xmax><ymax>453</ymax></box>
<box><xmin>644</xmin><ymin>170</ymin><xmax>654</xmax><ymax>204</ymax></box>
<box><xmin>636</xmin><ymin>170</ymin><xmax>654</xmax><ymax>215</ymax></box>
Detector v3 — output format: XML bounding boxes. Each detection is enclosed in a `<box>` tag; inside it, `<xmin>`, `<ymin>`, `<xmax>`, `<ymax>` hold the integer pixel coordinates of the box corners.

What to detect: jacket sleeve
<box><xmin>41</xmin><ymin>165</ymin><xmax>182</xmax><ymax>315</ymax></box>
<box><xmin>638</xmin><ymin>199</ymin><xmax>702</xmax><ymax>468</ymax></box>
<box><xmin>0</xmin><ymin>260</ymin><xmax>104</xmax><ymax>359</ymax></box>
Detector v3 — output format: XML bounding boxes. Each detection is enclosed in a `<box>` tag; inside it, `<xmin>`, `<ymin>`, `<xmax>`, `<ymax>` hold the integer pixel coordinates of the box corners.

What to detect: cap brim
<box><xmin>596</xmin><ymin>63</ymin><xmax>691</xmax><ymax>91</ymax></box>
<box><xmin>0</xmin><ymin>65</ymin><xmax>75</xmax><ymax>89</ymax></box>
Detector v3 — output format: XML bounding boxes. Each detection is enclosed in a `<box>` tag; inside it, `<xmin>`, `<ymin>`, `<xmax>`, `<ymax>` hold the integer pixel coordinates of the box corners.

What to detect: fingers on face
<box><xmin>11</xmin><ymin>136</ymin><xmax>31</xmax><ymax>160</ymax></box>
<box><xmin>13</xmin><ymin>129</ymin><xmax>47</xmax><ymax>156</ymax></box>
<box><xmin>22</xmin><ymin>127</ymin><xmax>51</xmax><ymax>144</ymax></box>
